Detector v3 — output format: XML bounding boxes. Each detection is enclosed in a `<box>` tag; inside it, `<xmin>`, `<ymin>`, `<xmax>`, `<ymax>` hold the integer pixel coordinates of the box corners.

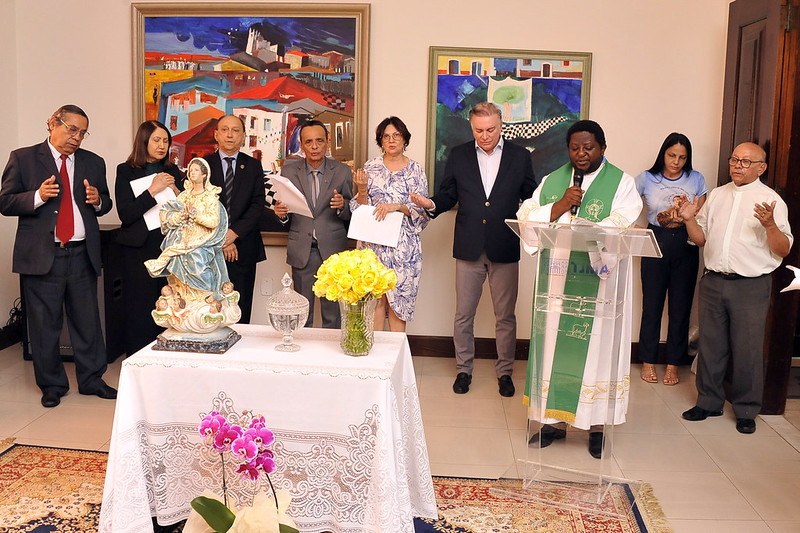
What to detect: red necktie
<box><xmin>56</xmin><ymin>154</ymin><xmax>74</xmax><ymax>244</ymax></box>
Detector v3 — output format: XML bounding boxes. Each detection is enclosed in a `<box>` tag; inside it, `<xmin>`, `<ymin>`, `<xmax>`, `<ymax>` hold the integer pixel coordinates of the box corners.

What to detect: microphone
<box><xmin>570</xmin><ymin>169</ymin><xmax>584</xmax><ymax>216</ymax></box>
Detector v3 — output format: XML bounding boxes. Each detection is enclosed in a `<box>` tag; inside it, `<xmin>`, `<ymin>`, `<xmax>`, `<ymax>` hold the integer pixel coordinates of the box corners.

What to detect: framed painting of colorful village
<box><xmin>426</xmin><ymin>46</ymin><xmax>592</xmax><ymax>193</ymax></box>
<box><xmin>132</xmin><ymin>3</ymin><xmax>370</xmax><ymax>175</ymax></box>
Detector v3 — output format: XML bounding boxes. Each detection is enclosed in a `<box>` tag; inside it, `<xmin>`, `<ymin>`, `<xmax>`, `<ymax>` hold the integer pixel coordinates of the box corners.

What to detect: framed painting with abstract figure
<box><xmin>426</xmin><ymin>46</ymin><xmax>592</xmax><ymax>193</ymax></box>
<box><xmin>132</xmin><ymin>3</ymin><xmax>370</xmax><ymax>237</ymax></box>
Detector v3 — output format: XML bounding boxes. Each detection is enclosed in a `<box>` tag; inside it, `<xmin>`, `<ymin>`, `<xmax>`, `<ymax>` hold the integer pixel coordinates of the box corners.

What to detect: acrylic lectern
<box><xmin>497</xmin><ymin>218</ymin><xmax>661</xmax><ymax>518</ymax></box>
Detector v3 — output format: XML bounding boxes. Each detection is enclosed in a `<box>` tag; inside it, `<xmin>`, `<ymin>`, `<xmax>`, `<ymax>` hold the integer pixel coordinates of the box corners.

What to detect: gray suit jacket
<box><xmin>281</xmin><ymin>158</ymin><xmax>353</xmax><ymax>268</ymax></box>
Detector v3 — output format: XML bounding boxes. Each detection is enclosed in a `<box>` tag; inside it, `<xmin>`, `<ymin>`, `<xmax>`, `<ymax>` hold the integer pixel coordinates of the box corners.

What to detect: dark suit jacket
<box><xmin>0</xmin><ymin>141</ymin><xmax>112</xmax><ymax>276</ymax></box>
<box><xmin>114</xmin><ymin>162</ymin><xmax>183</xmax><ymax>248</ymax></box>
<box><xmin>205</xmin><ymin>151</ymin><xmax>267</xmax><ymax>265</ymax></box>
<box><xmin>281</xmin><ymin>158</ymin><xmax>353</xmax><ymax>268</ymax></box>
<box><xmin>431</xmin><ymin>141</ymin><xmax>536</xmax><ymax>263</ymax></box>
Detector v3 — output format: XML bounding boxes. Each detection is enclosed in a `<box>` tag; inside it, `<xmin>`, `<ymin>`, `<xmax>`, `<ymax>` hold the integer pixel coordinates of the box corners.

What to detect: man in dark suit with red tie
<box><xmin>204</xmin><ymin>115</ymin><xmax>267</xmax><ymax>324</ymax></box>
<box><xmin>0</xmin><ymin>104</ymin><xmax>115</xmax><ymax>408</ymax></box>
<box><xmin>412</xmin><ymin>102</ymin><xmax>536</xmax><ymax>398</ymax></box>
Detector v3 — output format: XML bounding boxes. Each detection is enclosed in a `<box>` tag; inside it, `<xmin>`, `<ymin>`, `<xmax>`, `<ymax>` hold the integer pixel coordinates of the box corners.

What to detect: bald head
<box><xmin>737</xmin><ymin>142</ymin><xmax>766</xmax><ymax>161</ymax></box>
<box><xmin>729</xmin><ymin>142</ymin><xmax>767</xmax><ymax>186</ymax></box>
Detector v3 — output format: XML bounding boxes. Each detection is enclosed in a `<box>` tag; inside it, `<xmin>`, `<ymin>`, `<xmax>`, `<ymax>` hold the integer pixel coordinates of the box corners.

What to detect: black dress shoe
<box><xmin>682</xmin><ymin>405</ymin><xmax>723</xmax><ymax>421</ymax></box>
<box><xmin>588</xmin><ymin>432</ymin><xmax>603</xmax><ymax>459</ymax></box>
<box><xmin>736</xmin><ymin>418</ymin><xmax>756</xmax><ymax>434</ymax></box>
<box><xmin>498</xmin><ymin>375</ymin><xmax>515</xmax><ymax>397</ymax></box>
<box><xmin>41</xmin><ymin>391</ymin><xmax>61</xmax><ymax>408</ymax></box>
<box><xmin>452</xmin><ymin>372</ymin><xmax>472</xmax><ymax>394</ymax></box>
<box><xmin>88</xmin><ymin>383</ymin><xmax>118</xmax><ymax>400</ymax></box>
<box><xmin>528</xmin><ymin>424</ymin><xmax>566</xmax><ymax>447</ymax></box>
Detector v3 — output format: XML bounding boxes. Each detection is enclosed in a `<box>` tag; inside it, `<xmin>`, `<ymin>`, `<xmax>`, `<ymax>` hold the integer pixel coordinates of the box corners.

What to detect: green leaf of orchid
<box><xmin>190</xmin><ymin>496</ymin><xmax>236</xmax><ymax>533</ymax></box>
<box><xmin>279</xmin><ymin>524</ymin><xmax>300</xmax><ymax>533</ymax></box>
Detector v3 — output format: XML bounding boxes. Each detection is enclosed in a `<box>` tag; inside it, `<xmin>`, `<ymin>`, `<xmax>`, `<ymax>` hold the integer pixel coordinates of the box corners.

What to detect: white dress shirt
<box><xmin>697</xmin><ymin>179</ymin><xmax>793</xmax><ymax>277</ymax></box>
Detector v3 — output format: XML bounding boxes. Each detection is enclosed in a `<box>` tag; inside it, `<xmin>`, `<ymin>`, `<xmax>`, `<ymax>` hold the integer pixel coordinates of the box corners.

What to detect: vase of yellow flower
<box><xmin>338</xmin><ymin>298</ymin><xmax>378</xmax><ymax>356</ymax></box>
<box><xmin>313</xmin><ymin>249</ymin><xmax>397</xmax><ymax>356</ymax></box>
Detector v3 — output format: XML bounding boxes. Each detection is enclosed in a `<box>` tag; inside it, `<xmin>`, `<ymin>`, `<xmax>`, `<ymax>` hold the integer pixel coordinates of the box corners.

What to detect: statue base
<box><xmin>152</xmin><ymin>326</ymin><xmax>242</xmax><ymax>354</ymax></box>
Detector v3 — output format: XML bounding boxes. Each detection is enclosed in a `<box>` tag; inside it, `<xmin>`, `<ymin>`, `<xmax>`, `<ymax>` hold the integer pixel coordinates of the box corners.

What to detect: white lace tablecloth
<box><xmin>98</xmin><ymin>325</ymin><xmax>436</xmax><ymax>533</ymax></box>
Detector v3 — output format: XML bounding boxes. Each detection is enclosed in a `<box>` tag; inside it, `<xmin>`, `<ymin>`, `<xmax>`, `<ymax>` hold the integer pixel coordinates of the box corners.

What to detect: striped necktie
<box><xmin>224</xmin><ymin>157</ymin><xmax>235</xmax><ymax>207</ymax></box>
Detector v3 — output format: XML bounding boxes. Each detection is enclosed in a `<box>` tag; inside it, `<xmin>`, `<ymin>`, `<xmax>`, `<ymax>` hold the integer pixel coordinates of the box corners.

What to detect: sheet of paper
<box><xmin>130</xmin><ymin>174</ymin><xmax>178</xmax><ymax>231</ymax></box>
<box><xmin>347</xmin><ymin>205</ymin><xmax>403</xmax><ymax>248</ymax></box>
<box><xmin>268</xmin><ymin>174</ymin><xmax>313</xmax><ymax>218</ymax></box>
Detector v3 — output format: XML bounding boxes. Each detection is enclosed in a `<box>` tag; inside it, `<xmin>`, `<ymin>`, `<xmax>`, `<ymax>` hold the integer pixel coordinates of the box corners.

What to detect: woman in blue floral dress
<box><xmin>351</xmin><ymin>117</ymin><xmax>430</xmax><ymax>331</ymax></box>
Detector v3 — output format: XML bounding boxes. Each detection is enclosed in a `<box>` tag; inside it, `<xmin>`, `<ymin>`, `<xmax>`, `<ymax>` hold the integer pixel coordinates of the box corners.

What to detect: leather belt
<box><xmin>56</xmin><ymin>240</ymin><xmax>85</xmax><ymax>249</ymax></box>
<box><xmin>704</xmin><ymin>268</ymin><xmax>745</xmax><ymax>280</ymax></box>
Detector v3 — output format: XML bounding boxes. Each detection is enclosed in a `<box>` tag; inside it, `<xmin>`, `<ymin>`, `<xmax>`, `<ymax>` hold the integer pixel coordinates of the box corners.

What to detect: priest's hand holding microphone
<box><xmin>549</xmin><ymin>168</ymin><xmax>585</xmax><ymax>222</ymax></box>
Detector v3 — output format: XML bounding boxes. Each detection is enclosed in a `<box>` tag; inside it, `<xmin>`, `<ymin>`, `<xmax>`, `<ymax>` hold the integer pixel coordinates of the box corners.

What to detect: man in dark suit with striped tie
<box><xmin>204</xmin><ymin>115</ymin><xmax>267</xmax><ymax>324</ymax></box>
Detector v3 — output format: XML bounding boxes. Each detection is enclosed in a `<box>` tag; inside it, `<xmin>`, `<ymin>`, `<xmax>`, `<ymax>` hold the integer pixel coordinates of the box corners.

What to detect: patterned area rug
<box><xmin>416</xmin><ymin>476</ymin><xmax>673</xmax><ymax>533</ymax></box>
<box><xmin>0</xmin><ymin>440</ymin><xmax>672</xmax><ymax>533</ymax></box>
<box><xmin>0</xmin><ymin>439</ymin><xmax>106</xmax><ymax>532</ymax></box>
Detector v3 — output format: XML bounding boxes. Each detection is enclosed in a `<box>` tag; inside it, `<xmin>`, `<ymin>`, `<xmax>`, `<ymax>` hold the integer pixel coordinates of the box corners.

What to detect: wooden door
<box><xmin>719</xmin><ymin>0</ymin><xmax>800</xmax><ymax>414</ymax></box>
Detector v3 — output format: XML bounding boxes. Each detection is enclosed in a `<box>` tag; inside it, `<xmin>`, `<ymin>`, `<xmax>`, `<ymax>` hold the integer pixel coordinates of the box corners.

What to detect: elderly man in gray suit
<box><xmin>274</xmin><ymin>120</ymin><xmax>353</xmax><ymax>328</ymax></box>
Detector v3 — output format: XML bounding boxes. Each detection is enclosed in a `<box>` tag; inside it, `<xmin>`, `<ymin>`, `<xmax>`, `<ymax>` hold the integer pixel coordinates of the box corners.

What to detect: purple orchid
<box><xmin>235</xmin><ymin>461</ymin><xmax>261</xmax><ymax>481</ymax></box>
<box><xmin>255</xmin><ymin>450</ymin><xmax>277</xmax><ymax>474</ymax></box>
<box><xmin>198</xmin><ymin>411</ymin><xmax>226</xmax><ymax>440</ymax></box>
<box><xmin>231</xmin><ymin>433</ymin><xmax>259</xmax><ymax>463</ymax></box>
<box><xmin>244</xmin><ymin>424</ymin><xmax>275</xmax><ymax>449</ymax></box>
<box><xmin>212</xmin><ymin>424</ymin><xmax>242</xmax><ymax>453</ymax></box>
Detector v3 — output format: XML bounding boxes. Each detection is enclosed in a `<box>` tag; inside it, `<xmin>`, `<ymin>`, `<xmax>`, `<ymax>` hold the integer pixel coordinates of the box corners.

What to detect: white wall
<box><xmin>0</xmin><ymin>0</ymin><xmax>19</xmax><ymax>315</ymax></box>
<box><xmin>1</xmin><ymin>0</ymin><xmax>731</xmax><ymax>340</ymax></box>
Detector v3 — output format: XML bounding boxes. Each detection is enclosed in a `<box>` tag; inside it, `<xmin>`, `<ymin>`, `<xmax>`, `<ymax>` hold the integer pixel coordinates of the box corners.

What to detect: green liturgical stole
<box><xmin>526</xmin><ymin>162</ymin><xmax>624</xmax><ymax>423</ymax></box>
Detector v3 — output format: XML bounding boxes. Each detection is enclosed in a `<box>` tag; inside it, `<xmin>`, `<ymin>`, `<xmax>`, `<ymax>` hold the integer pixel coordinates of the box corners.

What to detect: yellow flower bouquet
<box><xmin>313</xmin><ymin>249</ymin><xmax>397</xmax><ymax>355</ymax></box>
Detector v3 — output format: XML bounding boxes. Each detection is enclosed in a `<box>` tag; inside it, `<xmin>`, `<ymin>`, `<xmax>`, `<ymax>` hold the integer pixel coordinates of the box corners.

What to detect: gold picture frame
<box><xmin>132</xmin><ymin>3</ymin><xmax>370</xmax><ymax>244</ymax></box>
<box><xmin>132</xmin><ymin>2</ymin><xmax>370</xmax><ymax>170</ymax></box>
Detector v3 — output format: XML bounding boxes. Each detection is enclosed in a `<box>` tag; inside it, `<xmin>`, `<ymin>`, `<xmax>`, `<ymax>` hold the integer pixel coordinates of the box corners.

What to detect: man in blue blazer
<box><xmin>412</xmin><ymin>102</ymin><xmax>536</xmax><ymax>397</ymax></box>
<box><xmin>273</xmin><ymin>120</ymin><xmax>353</xmax><ymax>328</ymax></box>
<box><xmin>204</xmin><ymin>115</ymin><xmax>267</xmax><ymax>324</ymax></box>
<box><xmin>0</xmin><ymin>104</ymin><xmax>115</xmax><ymax>407</ymax></box>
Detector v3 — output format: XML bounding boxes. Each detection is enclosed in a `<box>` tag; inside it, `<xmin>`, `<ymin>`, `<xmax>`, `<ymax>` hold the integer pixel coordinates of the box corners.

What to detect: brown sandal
<box><xmin>663</xmin><ymin>365</ymin><xmax>679</xmax><ymax>386</ymax></box>
<box><xmin>641</xmin><ymin>363</ymin><xmax>658</xmax><ymax>383</ymax></box>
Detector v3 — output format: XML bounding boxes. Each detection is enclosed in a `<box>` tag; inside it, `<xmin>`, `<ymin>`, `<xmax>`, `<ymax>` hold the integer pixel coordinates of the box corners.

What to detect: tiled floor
<box><xmin>1</xmin><ymin>344</ymin><xmax>799</xmax><ymax>532</ymax></box>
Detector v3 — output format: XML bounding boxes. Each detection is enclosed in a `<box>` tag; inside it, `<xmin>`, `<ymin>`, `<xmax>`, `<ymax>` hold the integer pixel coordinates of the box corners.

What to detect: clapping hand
<box><xmin>678</xmin><ymin>195</ymin><xmax>701</xmax><ymax>221</ymax></box>
<box><xmin>84</xmin><ymin>179</ymin><xmax>100</xmax><ymax>205</ymax></box>
<box><xmin>39</xmin><ymin>175</ymin><xmax>59</xmax><ymax>201</ymax></box>
<box><xmin>354</xmin><ymin>168</ymin><xmax>368</xmax><ymax>195</ymax></box>
<box><xmin>330</xmin><ymin>189</ymin><xmax>344</xmax><ymax>210</ymax></box>
<box><xmin>754</xmin><ymin>200</ymin><xmax>777</xmax><ymax>228</ymax></box>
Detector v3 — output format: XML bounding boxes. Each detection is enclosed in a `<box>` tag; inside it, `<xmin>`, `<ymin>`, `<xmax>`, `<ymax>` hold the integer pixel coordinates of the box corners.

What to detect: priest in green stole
<box><xmin>516</xmin><ymin>120</ymin><xmax>642</xmax><ymax>458</ymax></box>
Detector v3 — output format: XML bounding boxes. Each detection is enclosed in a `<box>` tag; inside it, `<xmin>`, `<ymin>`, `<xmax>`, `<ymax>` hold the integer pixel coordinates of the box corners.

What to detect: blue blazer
<box><xmin>430</xmin><ymin>141</ymin><xmax>536</xmax><ymax>263</ymax></box>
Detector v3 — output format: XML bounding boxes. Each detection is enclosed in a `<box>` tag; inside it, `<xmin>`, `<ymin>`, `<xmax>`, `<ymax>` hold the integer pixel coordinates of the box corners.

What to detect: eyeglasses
<box><xmin>381</xmin><ymin>132</ymin><xmax>403</xmax><ymax>142</ymax></box>
<box><xmin>728</xmin><ymin>156</ymin><xmax>763</xmax><ymax>168</ymax></box>
<box><xmin>59</xmin><ymin>118</ymin><xmax>89</xmax><ymax>139</ymax></box>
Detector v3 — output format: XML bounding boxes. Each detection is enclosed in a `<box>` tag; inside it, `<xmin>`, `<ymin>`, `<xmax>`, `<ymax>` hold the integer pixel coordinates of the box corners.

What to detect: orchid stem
<box><xmin>265</xmin><ymin>473</ymin><xmax>279</xmax><ymax>512</ymax></box>
<box><xmin>220</xmin><ymin>452</ymin><xmax>228</xmax><ymax>508</ymax></box>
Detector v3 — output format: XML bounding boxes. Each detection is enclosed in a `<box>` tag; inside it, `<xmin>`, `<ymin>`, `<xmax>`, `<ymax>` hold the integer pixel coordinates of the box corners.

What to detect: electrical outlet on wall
<box><xmin>260</xmin><ymin>278</ymin><xmax>272</xmax><ymax>296</ymax></box>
